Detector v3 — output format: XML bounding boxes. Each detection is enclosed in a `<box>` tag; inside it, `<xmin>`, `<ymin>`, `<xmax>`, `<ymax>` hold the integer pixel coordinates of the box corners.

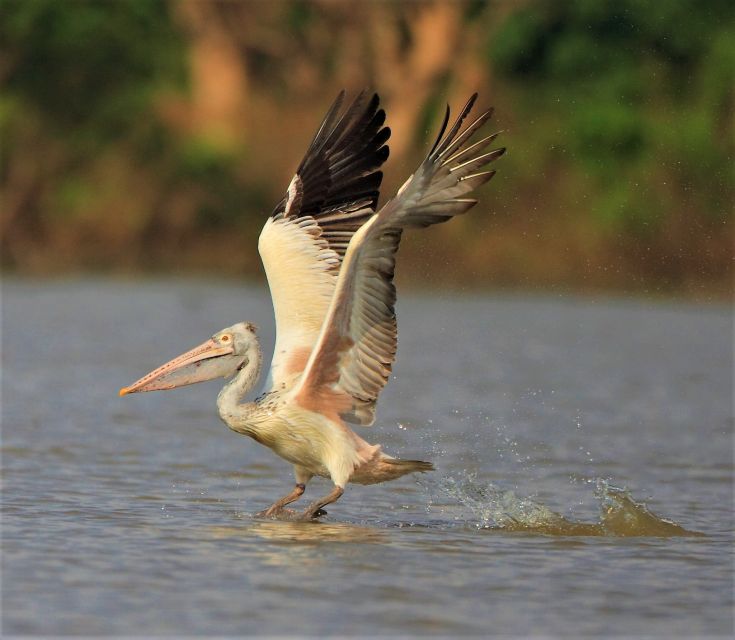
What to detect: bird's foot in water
<box><xmin>296</xmin><ymin>487</ymin><xmax>342</xmax><ymax>520</ymax></box>
<box><xmin>255</xmin><ymin>507</ymin><xmax>327</xmax><ymax>521</ymax></box>
<box><xmin>255</xmin><ymin>506</ymin><xmax>297</xmax><ymax>519</ymax></box>
<box><xmin>296</xmin><ymin>507</ymin><xmax>327</xmax><ymax>521</ymax></box>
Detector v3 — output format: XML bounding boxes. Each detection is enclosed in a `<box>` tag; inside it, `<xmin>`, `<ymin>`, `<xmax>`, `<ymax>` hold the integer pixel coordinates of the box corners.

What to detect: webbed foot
<box><xmin>299</xmin><ymin>486</ymin><xmax>343</xmax><ymax>520</ymax></box>
<box><xmin>287</xmin><ymin>507</ymin><xmax>327</xmax><ymax>521</ymax></box>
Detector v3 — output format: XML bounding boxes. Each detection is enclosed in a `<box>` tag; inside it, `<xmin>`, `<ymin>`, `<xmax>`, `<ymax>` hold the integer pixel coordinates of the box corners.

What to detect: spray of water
<box><xmin>420</xmin><ymin>473</ymin><xmax>701</xmax><ymax>537</ymax></box>
<box><xmin>411</xmin><ymin>403</ymin><xmax>702</xmax><ymax>537</ymax></box>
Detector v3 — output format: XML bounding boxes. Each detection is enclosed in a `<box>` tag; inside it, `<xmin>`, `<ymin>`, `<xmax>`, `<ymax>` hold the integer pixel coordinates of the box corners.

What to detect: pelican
<box><xmin>120</xmin><ymin>91</ymin><xmax>504</xmax><ymax>519</ymax></box>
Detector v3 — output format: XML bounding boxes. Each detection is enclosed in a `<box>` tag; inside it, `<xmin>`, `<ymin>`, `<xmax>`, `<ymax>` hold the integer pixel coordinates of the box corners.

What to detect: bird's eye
<box><xmin>221</xmin><ymin>335</ymin><xmax>230</xmax><ymax>342</ymax></box>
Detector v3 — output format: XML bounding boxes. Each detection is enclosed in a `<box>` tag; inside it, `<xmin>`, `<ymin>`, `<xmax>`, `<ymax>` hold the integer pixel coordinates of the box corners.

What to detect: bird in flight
<box><xmin>120</xmin><ymin>91</ymin><xmax>504</xmax><ymax>520</ymax></box>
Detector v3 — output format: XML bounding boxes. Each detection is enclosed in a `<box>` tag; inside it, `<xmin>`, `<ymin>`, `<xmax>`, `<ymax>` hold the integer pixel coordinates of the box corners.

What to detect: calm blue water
<box><xmin>2</xmin><ymin>278</ymin><xmax>733</xmax><ymax>636</ymax></box>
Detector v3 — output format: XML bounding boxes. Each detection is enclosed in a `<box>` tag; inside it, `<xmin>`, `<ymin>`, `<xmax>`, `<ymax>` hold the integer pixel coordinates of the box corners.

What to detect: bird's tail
<box><xmin>373</xmin><ymin>456</ymin><xmax>434</xmax><ymax>483</ymax></box>
<box><xmin>384</xmin><ymin>458</ymin><xmax>435</xmax><ymax>474</ymax></box>
<box><xmin>350</xmin><ymin>453</ymin><xmax>434</xmax><ymax>485</ymax></box>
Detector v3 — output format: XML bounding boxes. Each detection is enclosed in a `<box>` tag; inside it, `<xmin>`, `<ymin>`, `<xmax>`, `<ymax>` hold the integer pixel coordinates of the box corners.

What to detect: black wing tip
<box><xmin>280</xmin><ymin>88</ymin><xmax>391</xmax><ymax>220</ymax></box>
<box><xmin>371</xmin><ymin>108</ymin><xmax>387</xmax><ymax>132</ymax></box>
<box><xmin>463</xmin><ymin>92</ymin><xmax>479</xmax><ymax>114</ymax></box>
<box><xmin>482</xmin><ymin>148</ymin><xmax>506</xmax><ymax>166</ymax></box>
<box><xmin>374</xmin><ymin>126</ymin><xmax>391</xmax><ymax>148</ymax></box>
<box><xmin>483</xmin><ymin>170</ymin><xmax>497</xmax><ymax>184</ymax></box>
<box><xmin>329</xmin><ymin>90</ymin><xmax>347</xmax><ymax>118</ymax></box>
<box><xmin>429</xmin><ymin>93</ymin><xmax>496</xmax><ymax>161</ymax></box>
<box><xmin>429</xmin><ymin>104</ymin><xmax>452</xmax><ymax>156</ymax></box>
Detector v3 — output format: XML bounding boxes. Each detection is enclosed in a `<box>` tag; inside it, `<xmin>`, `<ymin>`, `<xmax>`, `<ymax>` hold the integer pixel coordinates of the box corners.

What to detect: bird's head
<box><xmin>119</xmin><ymin>322</ymin><xmax>258</xmax><ymax>396</ymax></box>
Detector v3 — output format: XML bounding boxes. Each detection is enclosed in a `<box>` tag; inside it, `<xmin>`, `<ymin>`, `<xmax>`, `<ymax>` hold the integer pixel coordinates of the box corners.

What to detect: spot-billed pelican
<box><xmin>120</xmin><ymin>92</ymin><xmax>504</xmax><ymax>519</ymax></box>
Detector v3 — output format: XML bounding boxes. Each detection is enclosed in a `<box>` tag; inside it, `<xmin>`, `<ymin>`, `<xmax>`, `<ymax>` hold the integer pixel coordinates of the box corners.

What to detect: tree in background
<box><xmin>1</xmin><ymin>0</ymin><xmax>732</xmax><ymax>294</ymax></box>
<box><xmin>489</xmin><ymin>0</ymin><xmax>734</xmax><ymax>287</ymax></box>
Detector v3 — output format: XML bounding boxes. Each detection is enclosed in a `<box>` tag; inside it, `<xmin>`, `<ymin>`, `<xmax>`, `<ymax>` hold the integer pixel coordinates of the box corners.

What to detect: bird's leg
<box><xmin>256</xmin><ymin>483</ymin><xmax>306</xmax><ymax>518</ymax></box>
<box><xmin>300</xmin><ymin>485</ymin><xmax>344</xmax><ymax>520</ymax></box>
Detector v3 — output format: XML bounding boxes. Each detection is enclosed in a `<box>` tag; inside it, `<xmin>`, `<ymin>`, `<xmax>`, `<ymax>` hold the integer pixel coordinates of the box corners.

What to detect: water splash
<box><xmin>425</xmin><ymin>474</ymin><xmax>702</xmax><ymax>537</ymax></box>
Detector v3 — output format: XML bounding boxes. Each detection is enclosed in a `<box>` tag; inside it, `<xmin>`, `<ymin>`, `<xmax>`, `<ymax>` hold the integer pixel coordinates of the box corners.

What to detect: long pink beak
<box><xmin>119</xmin><ymin>338</ymin><xmax>235</xmax><ymax>396</ymax></box>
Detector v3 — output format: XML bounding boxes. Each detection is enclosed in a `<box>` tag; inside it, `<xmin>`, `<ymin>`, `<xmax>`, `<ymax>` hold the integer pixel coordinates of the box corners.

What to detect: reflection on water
<box><xmin>2</xmin><ymin>279</ymin><xmax>732</xmax><ymax>637</ymax></box>
<box><xmin>211</xmin><ymin>519</ymin><xmax>389</xmax><ymax>544</ymax></box>
<box><xmin>206</xmin><ymin>520</ymin><xmax>388</xmax><ymax>571</ymax></box>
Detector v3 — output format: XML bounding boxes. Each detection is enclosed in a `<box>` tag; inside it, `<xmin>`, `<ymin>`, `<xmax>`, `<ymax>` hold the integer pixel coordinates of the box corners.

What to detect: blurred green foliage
<box><xmin>489</xmin><ymin>0</ymin><xmax>734</xmax><ymax>232</ymax></box>
<box><xmin>1</xmin><ymin>0</ymin><xmax>259</xmax><ymax>271</ymax></box>
<box><xmin>0</xmin><ymin>0</ymin><xmax>732</xmax><ymax>292</ymax></box>
<box><xmin>1</xmin><ymin>0</ymin><xmax>184</xmax><ymax>143</ymax></box>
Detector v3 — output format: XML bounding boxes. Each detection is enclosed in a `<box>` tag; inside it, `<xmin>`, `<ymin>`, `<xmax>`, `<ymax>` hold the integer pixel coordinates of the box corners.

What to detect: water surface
<box><xmin>2</xmin><ymin>279</ymin><xmax>732</xmax><ymax>636</ymax></box>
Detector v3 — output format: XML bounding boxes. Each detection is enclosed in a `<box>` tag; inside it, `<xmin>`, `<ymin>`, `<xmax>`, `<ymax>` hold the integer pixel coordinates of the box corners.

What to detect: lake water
<box><xmin>2</xmin><ymin>278</ymin><xmax>732</xmax><ymax>636</ymax></box>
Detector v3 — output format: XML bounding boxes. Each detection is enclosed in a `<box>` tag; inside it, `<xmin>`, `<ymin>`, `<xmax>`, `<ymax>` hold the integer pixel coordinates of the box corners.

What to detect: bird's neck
<box><xmin>217</xmin><ymin>340</ymin><xmax>262</xmax><ymax>428</ymax></box>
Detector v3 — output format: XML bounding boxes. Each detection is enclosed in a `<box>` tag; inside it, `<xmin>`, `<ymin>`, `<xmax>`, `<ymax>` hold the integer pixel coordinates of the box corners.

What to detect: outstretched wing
<box><xmin>294</xmin><ymin>94</ymin><xmax>504</xmax><ymax>425</ymax></box>
<box><xmin>259</xmin><ymin>92</ymin><xmax>391</xmax><ymax>388</ymax></box>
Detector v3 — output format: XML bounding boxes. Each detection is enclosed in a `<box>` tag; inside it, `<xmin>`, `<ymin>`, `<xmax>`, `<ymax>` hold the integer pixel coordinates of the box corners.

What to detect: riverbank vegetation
<box><xmin>1</xmin><ymin>1</ymin><xmax>732</xmax><ymax>296</ymax></box>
